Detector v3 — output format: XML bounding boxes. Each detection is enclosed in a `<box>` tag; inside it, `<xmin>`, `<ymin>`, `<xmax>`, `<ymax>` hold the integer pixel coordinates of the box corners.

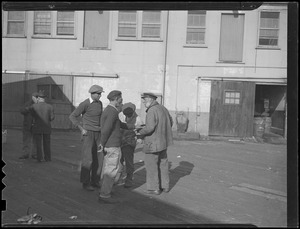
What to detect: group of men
<box><xmin>19</xmin><ymin>90</ymin><xmax>55</xmax><ymax>162</ymax></box>
<box><xmin>69</xmin><ymin>85</ymin><xmax>174</xmax><ymax>203</ymax></box>
<box><xmin>20</xmin><ymin>84</ymin><xmax>174</xmax><ymax>204</ymax></box>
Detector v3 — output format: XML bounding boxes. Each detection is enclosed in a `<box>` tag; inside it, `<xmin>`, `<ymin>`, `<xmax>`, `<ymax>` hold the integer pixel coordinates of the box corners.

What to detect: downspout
<box><xmin>162</xmin><ymin>11</ymin><xmax>169</xmax><ymax>106</ymax></box>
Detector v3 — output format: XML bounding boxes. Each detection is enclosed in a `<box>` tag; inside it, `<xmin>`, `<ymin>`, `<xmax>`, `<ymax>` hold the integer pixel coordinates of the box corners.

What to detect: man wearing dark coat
<box><xmin>30</xmin><ymin>91</ymin><xmax>55</xmax><ymax>162</ymax></box>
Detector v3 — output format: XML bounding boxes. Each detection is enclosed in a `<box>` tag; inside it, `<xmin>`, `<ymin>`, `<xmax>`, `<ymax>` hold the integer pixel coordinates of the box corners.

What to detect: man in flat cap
<box><xmin>30</xmin><ymin>90</ymin><xmax>55</xmax><ymax>162</ymax></box>
<box><xmin>69</xmin><ymin>85</ymin><xmax>104</xmax><ymax>191</ymax></box>
<box><xmin>19</xmin><ymin>92</ymin><xmax>39</xmax><ymax>159</ymax></box>
<box><xmin>136</xmin><ymin>92</ymin><xmax>173</xmax><ymax>195</ymax></box>
<box><xmin>118</xmin><ymin>102</ymin><xmax>144</xmax><ymax>188</ymax></box>
<box><xmin>98</xmin><ymin>90</ymin><xmax>136</xmax><ymax>203</ymax></box>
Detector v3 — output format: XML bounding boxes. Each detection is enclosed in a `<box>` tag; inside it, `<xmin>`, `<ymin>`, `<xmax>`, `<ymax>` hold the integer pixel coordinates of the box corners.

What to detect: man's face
<box><xmin>116</xmin><ymin>96</ymin><xmax>123</xmax><ymax>107</ymax></box>
<box><xmin>142</xmin><ymin>97</ymin><xmax>152</xmax><ymax>108</ymax></box>
<box><xmin>91</xmin><ymin>92</ymin><xmax>102</xmax><ymax>101</ymax></box>
<box><xmin>32</xmin><ymin>96</ymin><xmax>38</xmax><ymax>103</ymax></box>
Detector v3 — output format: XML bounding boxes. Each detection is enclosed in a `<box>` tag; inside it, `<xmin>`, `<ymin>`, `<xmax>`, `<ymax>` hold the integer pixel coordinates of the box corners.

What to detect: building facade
<box><xmin>2</xmin><ymin>3</ymin><xmax>288</xmax><ymax>138</ymax></box>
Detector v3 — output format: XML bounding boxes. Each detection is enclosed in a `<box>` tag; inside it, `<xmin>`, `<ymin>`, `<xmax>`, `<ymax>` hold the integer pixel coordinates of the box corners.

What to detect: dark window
<box><xmin>37</xmin><ymin>84</ymin><xmax>64</xmax><ymax>101</ymax></box>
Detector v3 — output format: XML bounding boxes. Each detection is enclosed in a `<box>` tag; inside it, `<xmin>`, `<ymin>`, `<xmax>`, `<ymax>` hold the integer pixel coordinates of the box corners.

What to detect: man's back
<box><xmin>31</xmin><ymin>102</ymin><xmax>54</xmax><ymax>134</ymax></box>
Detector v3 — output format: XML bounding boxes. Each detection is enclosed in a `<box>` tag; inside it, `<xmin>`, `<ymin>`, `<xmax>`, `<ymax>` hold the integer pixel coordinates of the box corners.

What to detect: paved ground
<box><xmin>2</xmin><ymin>128</ymin><xmax>287</xmax><ymax>227</ymax></box>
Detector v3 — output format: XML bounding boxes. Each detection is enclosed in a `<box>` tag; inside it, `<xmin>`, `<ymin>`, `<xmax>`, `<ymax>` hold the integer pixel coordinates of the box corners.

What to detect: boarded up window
<box><xmin>219</xmin><ymin>14</ymin><xmax>245</xmax><ymax>62</ymax></box>
<box><xmin>84</xmin><ymin>11</ymin><xmax>110</xmax><ymax>48</ymax></box>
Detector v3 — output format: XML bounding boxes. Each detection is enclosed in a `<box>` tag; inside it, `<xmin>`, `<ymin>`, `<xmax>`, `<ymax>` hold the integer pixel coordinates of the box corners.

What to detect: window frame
<box><xmin>37</xmin><ymin>84</ymin><xmax>65</xmax><ymax>102</ymax></box>
<box><xmin>185</xmin><ymin>10</ymin><xmax>207</xmax><ymax>47</ymax></box>
<box><xmin>117</xmin><ymin>10</ymin><xmax>162</xmax><ymax>41</ymax></box>
<box><xmin>224</xmin><ymin>90</ymin><xmax>241</xmax><ymax>105</ymax></box>
<box><xmin>2</xmin><ymin>10</ymin><xmax>27</xmax><ymax>38</ymax></box>
<box><xmin>32</xmin><ymin>11</ymin><xmax>77</xmax><ymax>39</ymax></box>
<box><xmin>257</xmin><ymin>10</ymin><xmax>280</xmax><ymax>49</ymax></box>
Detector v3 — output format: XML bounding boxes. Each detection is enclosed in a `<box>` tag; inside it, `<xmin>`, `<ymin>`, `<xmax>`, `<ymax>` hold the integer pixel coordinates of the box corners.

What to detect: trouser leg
<box><xmin>43</xmin><ymin>134</ymin><xmax>51</xmax><ymax>161</ymax></box>
<box><xmin>158</xmin><ymin>149</ymin><xmax>169</xmax><ymax>190</ymax></box>
<box><xmin>22</xmin><ymin>129</ymin><xmax>31</xmax><ymax>156</ymax></box>
<box><xmin>31</xmin><ymin>132</ymin><xmax>37</xmax><ymax>157</ymax></box>
<box><xmin>34</xmin><ymin>134</ymin><xmax>43</xmax><ymax>161</ymax></box>
<box><xmin>99</xmin><ymin>147</ymin><xmax>122</xmax><ymax>197</ymax></box>
<box><xmin>80</xmin><ymin>131</ymin><xmax>93</xmax><ymax>185</ymax></box>
<box><xmin>122</xmin><ymin>145</ymin><xmax>135</xmax><ymax>181</ymax></box>
<box><xmin>144</xmin><ymin>152</ymin><xmax>159</xmax><ymax>190</ymax></box>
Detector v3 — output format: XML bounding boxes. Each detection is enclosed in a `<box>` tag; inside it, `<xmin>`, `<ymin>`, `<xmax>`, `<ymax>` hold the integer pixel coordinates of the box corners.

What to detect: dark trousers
<box><xmin>22</xmin><ymin>129</ymin><xmax>36</xmax><ymax>157</ymax></box>
<box><xmin>144</xmin><ymin>149</ymin><xmax>169</xmax><ymax>191</ymax></box>
<box><xmin>80</xmin><ymin>130</ymin><xmax>104</xmax><ymax>185</ymax></box>
<box><xmin>120</xmin><ymin>145</ymin><xmax>135</xmax><ymax>181</ymax></box>
<box><xmin>34</xmin><ymin>133</ymin><xmax>51</xmax><ymax>161</ymax></box>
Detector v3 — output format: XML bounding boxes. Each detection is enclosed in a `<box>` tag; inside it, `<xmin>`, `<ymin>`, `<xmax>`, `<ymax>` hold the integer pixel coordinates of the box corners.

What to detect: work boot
<box><xmin>82</xmin><ymin>184</ymin><xmax>95</xmax><ymax>191</ymax></box>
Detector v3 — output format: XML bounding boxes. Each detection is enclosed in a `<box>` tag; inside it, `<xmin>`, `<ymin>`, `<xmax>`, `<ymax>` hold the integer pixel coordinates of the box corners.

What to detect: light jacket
<box><xmin>139</xmin><ymin>101</ymin><xmax>173</xmax><ymax>153</ymax></box>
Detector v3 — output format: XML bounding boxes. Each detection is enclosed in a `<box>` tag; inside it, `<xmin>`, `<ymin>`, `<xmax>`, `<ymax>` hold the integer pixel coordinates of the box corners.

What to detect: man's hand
<box><xmin>97</xmin><ymin>144</ymin><xmax>104</xmax><ymax>153</ymax></box>
<box><xmin>79</xmin><ymin>125</ymin><xmax>88</xmax><ymax>136</ymax></box>
<box><xmin>134</xmin><ymin>124</ymin><xmax>145</xmax><ymax>132</ymax></box>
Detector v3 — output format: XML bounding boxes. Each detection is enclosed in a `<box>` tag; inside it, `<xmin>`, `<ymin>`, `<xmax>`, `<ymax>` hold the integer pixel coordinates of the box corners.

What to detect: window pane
<box><xmin>8</xmin><ymin>11</ymin><xmax>25</xmax><ymax>20</ymax></box>
<box><xmin>7</xmin><ymin>22</ymin><xmax>24</xmax><ymax>35</ymax></box>
<box><xmin>187</xmin><ymin>11</ymin><xmax>206</xmax><ymax>44</ymax></box>
<box><xmin>7</xmin><ymin>11</ymin><xmax>25</xmax><ymax>35</ymax></box>
<box><xmin>34</xmin><ymin>11</ymin><xmax>51</xmax><ymax>35</ymax></box>
<box><xmin>142</xmin><ymin>11</ymin><xmax>161</xmax><ymax>38</ymax></box>
<box><xmin>118</xmin><ymin>11</ymin><xmax>137</xmax><ymax>37</ymax></box>
<box><xmin>57</xmin><ymin>11</ymin><xmax>74</xmax><ymax>35</ymax></box>
<box><xmin>259</xmin><ymin>12</ymin><xmax>279</xmax><ymax>46</ymax></box>
<box><xmin>51</xmin><ymin>85</ymin><xmax>64</xmax><ymax>100</ymax></box>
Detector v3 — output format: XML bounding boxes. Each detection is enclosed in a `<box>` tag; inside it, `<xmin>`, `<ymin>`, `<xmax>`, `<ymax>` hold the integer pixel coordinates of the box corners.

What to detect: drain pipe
<box><xmin>162</xmin><ymin>11</ymin><xmax>169</xmax><ymax>106</ymax></box>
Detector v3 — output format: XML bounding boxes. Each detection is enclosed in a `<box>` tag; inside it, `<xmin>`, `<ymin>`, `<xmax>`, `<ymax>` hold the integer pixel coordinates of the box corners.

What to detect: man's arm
<box><xmin>69</xmin><ymin>100</ymin><xmax>88</xmax><ymax>135</ymax></box>
<box><xmin>138</xmin><ymin>109</ymin><xmax>157</xmax><ymax>136</ymax></box>
<box><xmin>20</xmin><ymin>100</ymin><xmax>32</xmax><ymax>115</ymax></box>
<box><xmin>100</xmin><ymin>111</ymin><xmax>115</xmax><ymax>147</ymax></box>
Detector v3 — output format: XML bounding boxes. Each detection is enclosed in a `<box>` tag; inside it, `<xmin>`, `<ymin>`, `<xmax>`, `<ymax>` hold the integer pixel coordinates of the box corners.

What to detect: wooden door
<box><xmin>209</xmin><ymin>80</ymin><xmax>255</xmax><ymax>137</ymax></box>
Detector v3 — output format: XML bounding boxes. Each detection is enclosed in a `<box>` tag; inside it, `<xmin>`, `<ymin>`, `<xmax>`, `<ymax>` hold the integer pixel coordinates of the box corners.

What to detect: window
<box><xmin>37</xmin><ymin>84</ymin><xmax>64</xmax><ymax>101</ymax></box>
<box><xmin>224</xmin><ymin>91</ymin><xmax>240</xmax><ymax>105</ymax></box>
<box><xmin>186</xmin><ymin>10</ymin><xmax>206</xmax><ymax>44</ymax></box>
<box><xmin>142</xmin><ymin>11</ymin><xmax>161</xmax><ymax>38</ymax></box>
<box><xmin>118</xmin><ymin>11</ymin><xmax>161</xmax><ymax>39</ymax></box>
<box><xmin>118</xmin><ymin>11</ymin><xmax>137</xmax><ymax>37</ymax></box>
<box><xmin>5</xmin><ymin>11</ymin><xmax>26</xmax><ymax>36</ymax></box>
<box><xmin>83</xmin><ymin>11</ymin><xmax>110</xmax><ymax>48</ymax></box>
<box><xmin>259</xmin><ymin>11</ymin><xmax>279</xmax><ymax>46</ymax></box>
<box><xmin>219</xmin><ymin>14</ymin><xmax>245</xmax><ymax>62</ymax></box>
<box><xmin>33</xmin><ymin>11</ymin><xmax>75</xmax><ymax>37</ymax></box>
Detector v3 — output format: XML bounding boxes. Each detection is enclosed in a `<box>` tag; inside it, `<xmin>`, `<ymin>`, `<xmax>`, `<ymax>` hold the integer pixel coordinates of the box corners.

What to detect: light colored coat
<box><xmin>139</xmin><ymin>101</ymin><xmax>173</xmax><ymax>153</ymax></box>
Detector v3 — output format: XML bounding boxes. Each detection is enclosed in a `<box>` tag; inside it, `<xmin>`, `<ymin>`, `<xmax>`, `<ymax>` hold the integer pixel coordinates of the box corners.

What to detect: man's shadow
<box><xmin>130</xmin><ymin>160</ymin><xmax>194</xmax><ymax>192</ymax></box>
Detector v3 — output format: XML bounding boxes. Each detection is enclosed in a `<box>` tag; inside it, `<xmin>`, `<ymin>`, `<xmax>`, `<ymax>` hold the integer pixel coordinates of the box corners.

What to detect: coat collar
<box><xmin>146</xmin><ymin>100</ymin><xmax>159</xmax><ymax>112</ymax></box>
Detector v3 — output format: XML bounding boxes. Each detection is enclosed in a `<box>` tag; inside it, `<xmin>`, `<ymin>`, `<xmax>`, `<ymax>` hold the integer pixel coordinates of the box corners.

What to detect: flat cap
<box><xmin>122</xmin><ymin>102</ymin><xmax>136</xmax><ymax>114</ymax></box>
<box><xmin>32</xmin><ymin>92</ymin><xmax>39</xmax><ymax>97</ymax></box>
<box><xmin>88</xmin><ymin>85</ymin><xmax>104</xmax><ymax>94</ymax></box>
<box><xmin>107</xmin><ymin>90</ymin><xmax>122</xmax><ymax>100</ymax></box>
<box><xmin>141</xmin><ymin>92</ymin><xmax>157</xmax><ymax>99</ymax></box>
